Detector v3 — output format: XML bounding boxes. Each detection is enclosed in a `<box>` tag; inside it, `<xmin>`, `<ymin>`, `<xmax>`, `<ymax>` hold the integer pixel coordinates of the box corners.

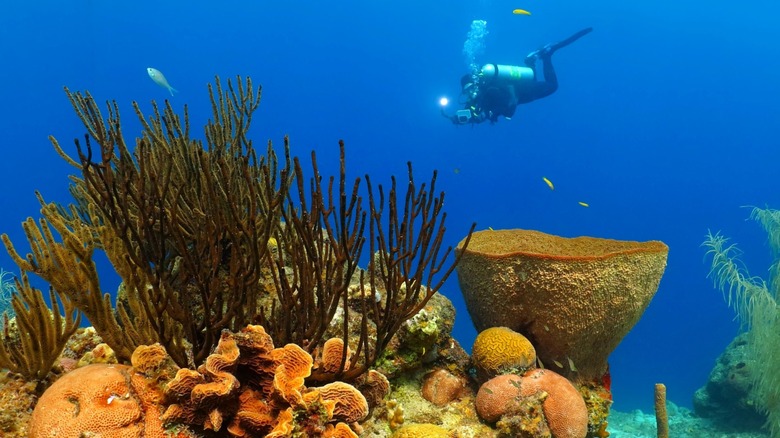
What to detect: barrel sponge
<box><xmin>456</xmin><ymin>228</ymin><xmax>668</xmax><ymax>382</ymax></box>
<box><xmin>392</xmin><ymin>424</ymin><xmax>451</xmax><ymax>438</ymax></box>
<box><xmin>471</xmin><ymin>326</ymin><xmax>536</xmax><ymax>380</ymax></box>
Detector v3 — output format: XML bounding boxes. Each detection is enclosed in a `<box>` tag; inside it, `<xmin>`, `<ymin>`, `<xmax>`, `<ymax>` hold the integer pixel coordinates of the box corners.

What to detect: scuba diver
<box><xmin>443</xmin><ymin>27</ymin><xmax>593</xmax><ymax>125</ymax></box>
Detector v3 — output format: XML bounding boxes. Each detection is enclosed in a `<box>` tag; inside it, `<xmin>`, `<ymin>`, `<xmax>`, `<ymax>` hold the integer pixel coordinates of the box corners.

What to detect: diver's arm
<box><xmin>441</xmin><ymin>109</ymin><xmax>460</xmax><ymax>124</ymax></box>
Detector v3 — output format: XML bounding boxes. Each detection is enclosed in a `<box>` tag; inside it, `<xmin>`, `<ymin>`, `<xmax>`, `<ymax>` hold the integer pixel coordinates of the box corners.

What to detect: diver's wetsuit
<box><xmin>517</xmin><ymin>54</ymin><xmax>558</xmax><ymax>104</ymax></box>
<box><xmin>451</xmin><ymin>27</ymin><xmax>592</xmax><ymax>124</ymax></box>
<box><xmin>518</xmin><ymin>27</ymin><xmax>592</xmax><ymax>104</ymax></box>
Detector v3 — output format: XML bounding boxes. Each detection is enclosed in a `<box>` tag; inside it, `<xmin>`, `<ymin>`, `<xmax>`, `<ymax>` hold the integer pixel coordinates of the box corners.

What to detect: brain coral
<box><xmin>29</xmin><ymin>363</ymin><xmax>172</xmax><ymax>438</ymax></box>
<box><xmin>474</xmin><ymin>374</ymin><xmax>525</xmax><ymax>423</ymax></box>
<box><xmin>456</xmin><ymin>228</ymin><xmax>668</xmax><ymax>381</ymax></box>
<box><xmin>520</xmin><ymin>369</ymin><xmax>588</xmax><ymax>438</ymax></box>
<box><xmin>475</xmin><ymin>370</ymin><xmax>588</xmax><ymax>438</ymax></box>
<box><xmin>471</xmin><ymin>326</ymin><xmax>536</xmax><ymax>380</ymax></box>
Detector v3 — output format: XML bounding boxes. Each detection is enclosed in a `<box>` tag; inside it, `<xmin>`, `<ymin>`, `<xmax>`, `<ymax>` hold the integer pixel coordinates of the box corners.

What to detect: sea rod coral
<box><xmin>1</xmin><ymin>76</ymin><xmax>474</xmax><ymax>386</ymax></box>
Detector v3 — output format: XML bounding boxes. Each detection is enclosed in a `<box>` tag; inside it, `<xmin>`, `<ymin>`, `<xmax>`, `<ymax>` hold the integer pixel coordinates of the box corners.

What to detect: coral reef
<box><xmin>0</xmin><ymin>75</ymin><xmax>678</xmax><ymax>437</ymax></box>
<box><xmin>456</xmin><ymin>228</ymin><xmax>668</xmax><ymax>382</ymax></box>
<box><xmin>28</xmin><ymin>325</ymin><xmax>375</xmax><ymax>437</ymax></box>
<box><xmin>1</xmin><ymin>76</ymin><xmax>473</xmax><ymax>389</ymax></box>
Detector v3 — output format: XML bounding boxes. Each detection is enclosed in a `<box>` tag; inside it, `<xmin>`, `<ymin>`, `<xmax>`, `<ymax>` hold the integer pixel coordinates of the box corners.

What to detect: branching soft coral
<box><xmin>704</xmin><ymin>207</ymin><xmax>780</xmax><ymax>437</ymax></box>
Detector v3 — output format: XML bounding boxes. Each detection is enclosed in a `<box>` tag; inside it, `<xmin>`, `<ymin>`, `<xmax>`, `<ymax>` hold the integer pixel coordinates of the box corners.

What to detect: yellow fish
<box><xmin>578</xmin><ymin>201</ymin><xmax>589</xmax><ymax>207</ymax></box>
<box><xmin>542</xmin><ymin>177</ymin><xmax>554</xmax><ymax>190</ymax></box>
<box><xmin>513</xmin><ymin>9</ymin><xmax>531</xmax><ymax>15</ymax></box>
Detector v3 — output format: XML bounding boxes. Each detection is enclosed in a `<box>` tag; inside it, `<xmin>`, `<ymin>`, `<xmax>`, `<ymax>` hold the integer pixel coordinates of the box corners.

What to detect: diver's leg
<box><xmin>533</xmin><ymin>55</ymin><xmax>558</xmax><ymax>99</ymax></box>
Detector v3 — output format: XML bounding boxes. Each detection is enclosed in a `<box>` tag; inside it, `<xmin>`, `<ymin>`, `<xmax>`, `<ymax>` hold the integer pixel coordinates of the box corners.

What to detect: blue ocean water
<box><xmin>1</xmin><ymin>0</ymin><xmax>778</xmax><ymax>415</ymax></box>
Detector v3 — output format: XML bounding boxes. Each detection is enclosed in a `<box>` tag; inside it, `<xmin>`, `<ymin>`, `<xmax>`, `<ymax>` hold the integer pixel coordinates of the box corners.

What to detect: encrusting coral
<box><xmin>392</xmin><ymin>423</ymin><xmax>451</xmax><ymax>437</ymax></box>
<box><xmin>456</xmin><ymin>228</ymin><xmax>668</xmax><ymax>383</ymax></box>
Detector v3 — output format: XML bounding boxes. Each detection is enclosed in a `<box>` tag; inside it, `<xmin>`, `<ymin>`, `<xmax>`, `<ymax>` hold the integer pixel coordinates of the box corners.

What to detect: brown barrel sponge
<box><xmin>456</xmin><ymin>228</ymin><xmax>668</xmax><ymax>382</ymax></box>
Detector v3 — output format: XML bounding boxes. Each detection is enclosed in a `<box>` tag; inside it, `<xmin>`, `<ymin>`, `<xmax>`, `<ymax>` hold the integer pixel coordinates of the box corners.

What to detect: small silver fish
<box><xmin>147</xmin><ymin>67</ymin><xmax>177</xmax><ymax>96</ymax></box>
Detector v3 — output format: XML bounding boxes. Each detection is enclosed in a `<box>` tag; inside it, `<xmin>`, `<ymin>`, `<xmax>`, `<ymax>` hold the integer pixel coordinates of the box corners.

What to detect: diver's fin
<box><xmin>548</xmin><ymin>27</ymin><xmax>593</xmax><ymax>53</ymax></box>
<box><xmin>525</xmin><ymin>27</ymin><xmax>592</xmax><ymax>63</ymax></box>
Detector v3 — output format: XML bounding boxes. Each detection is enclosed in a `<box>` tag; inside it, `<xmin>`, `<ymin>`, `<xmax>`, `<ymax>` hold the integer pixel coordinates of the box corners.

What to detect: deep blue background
<box><xmin>1</xmin><ymin>0</ymin><xmax>778</xmax><ymax>412</ymax></box>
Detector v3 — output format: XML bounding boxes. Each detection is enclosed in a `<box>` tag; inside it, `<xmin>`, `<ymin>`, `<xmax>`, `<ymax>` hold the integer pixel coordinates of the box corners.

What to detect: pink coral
<box><xmin>520</xmin><ymin>369</ymin><xmax>588</xmax><ymax>438</ymax></box>
<box><xmin>476</xmin><ymin>369</ymin><xmax>588</xmax><ymax>438</ymax></box>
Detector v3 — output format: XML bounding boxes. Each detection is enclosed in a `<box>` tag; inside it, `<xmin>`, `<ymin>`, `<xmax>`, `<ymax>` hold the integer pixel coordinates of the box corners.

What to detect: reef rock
<box><xmin>693</xmin><ymin>333</ymin><xmax>765</xmax><ymax>431</ymax></box>
<box><xmin>456</xmin><ymin>228</ymin><xmax>668</xmax><ymax>382</ymax></box>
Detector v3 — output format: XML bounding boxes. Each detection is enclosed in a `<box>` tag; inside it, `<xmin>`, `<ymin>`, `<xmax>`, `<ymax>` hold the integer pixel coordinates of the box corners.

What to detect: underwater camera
<box><xmin>456</xmin><ymin>109</ymin><xmax>472</xmax><ymax>124</ymax></box>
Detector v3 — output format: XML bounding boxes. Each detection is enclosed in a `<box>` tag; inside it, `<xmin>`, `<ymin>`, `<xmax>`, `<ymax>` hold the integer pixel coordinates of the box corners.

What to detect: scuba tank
<box><xmin>480</xmin><ymin>64</ymin><xmax>534</xmax><ymax>86</ymax></box>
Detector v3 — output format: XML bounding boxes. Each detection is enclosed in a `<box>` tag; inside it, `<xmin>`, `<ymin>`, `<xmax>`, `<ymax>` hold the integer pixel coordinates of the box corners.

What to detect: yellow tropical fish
<box><xmin>513</xmin><ymin>9</ymin><xmax>531</xmax><ymax>15</ymax></box>
<box><xmin>578</xmin><ymin>201</ymin><xmax>589</xmax><ymax>207</ymax></box>
<box><xmin>542</xmin><ymin>177</ymin><xmax>554</xmax><ymax>190</ymax></box>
